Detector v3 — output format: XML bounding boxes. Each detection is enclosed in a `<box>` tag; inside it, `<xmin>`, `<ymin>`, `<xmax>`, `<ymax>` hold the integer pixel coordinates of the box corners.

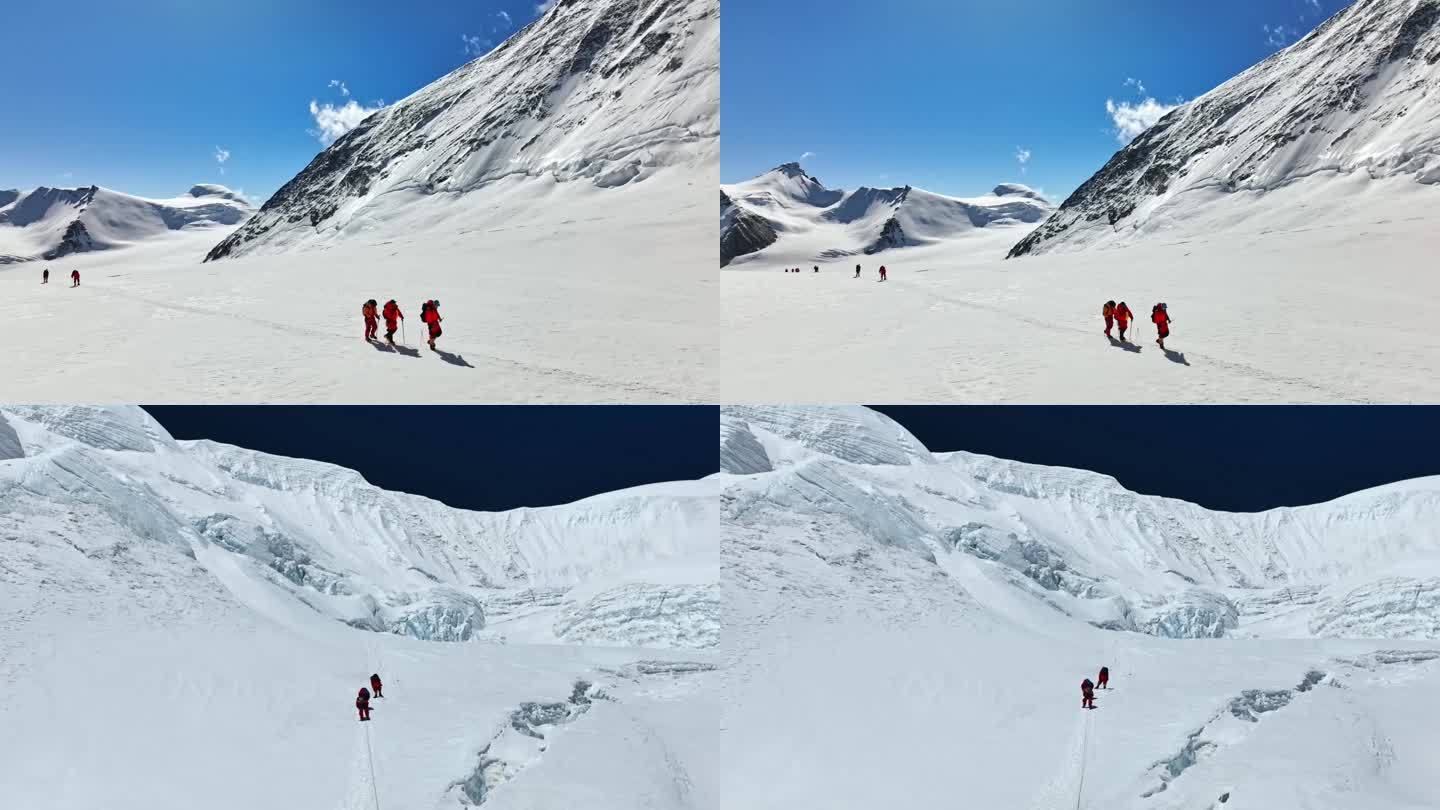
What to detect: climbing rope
<box><xmin>364</xmin><ymin>722</ymin><xmax>382</xmax><ymax>810</ymax></box>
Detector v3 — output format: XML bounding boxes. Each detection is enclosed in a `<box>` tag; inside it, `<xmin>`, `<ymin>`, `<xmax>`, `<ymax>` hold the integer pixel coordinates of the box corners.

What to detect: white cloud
<box><xmin>328</xmin><ymin>79</ymin><xmax>350</xmax><ymax>97</ymax></box>
<box><xmin>1123</xmin><ymin>77</ymin><xmax>1147</xmax><ymax>96</ymax></box>
<box><xmin>1304</xmin><ymin>0</ymin><xmax>1321</xmax><ymax>14</ymax></box>
<box><xmin>497</xmin><ymin>10</ymin><xmax>512</xmax><ymax>27</ymax></box>
<box><xmin>1014</xmin><ymin>146</ymin><xmax>1031</xmax><ymax>174</ymax></box>
<box><xmin>307</xmin><ymin>98</ymin><xmax>386</xmax><ymax>146</ymax></box>
<box><xmin>1105</xmin><ymin>97</ymin><xmax>1180</xmax><ymax>143</ymax></box>
<box><xmin>536</xmin><ymin>0</ymin><xmax>557</xmax><ymax>15</ymax></box>
<box><xmin>462</xmin><ymin>33</ymin><xmax>491</xmax><ymax>57</ymax></box>
<box><xmin>799</xmin><ymin>151</ymin><xmax>816</xmax><ymax>162</ymax></box>
<box><xmin>214</xmin><ymin>145</ymin><xmax>230</xmax><ymax>175</ymax></box>
<box><xmin>1263</xmin><ymin>22</ymin><xmax>1298</xmax><ymax>48</ymax></box>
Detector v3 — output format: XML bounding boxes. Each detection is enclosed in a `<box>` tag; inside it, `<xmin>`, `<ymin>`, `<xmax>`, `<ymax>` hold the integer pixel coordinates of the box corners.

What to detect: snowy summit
<box><xmin>0</xmin><ymin>184</ymin><xmax>252</xmax><ymax>263</ymax></box>
<box><xmin>720</xmin><ymin>163</ymin><xmax>1051</xmax><ymax>266</ymax></box>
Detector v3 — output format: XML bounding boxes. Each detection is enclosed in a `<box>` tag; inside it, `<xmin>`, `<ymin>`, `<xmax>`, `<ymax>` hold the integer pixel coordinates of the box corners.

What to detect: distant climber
<box><xmin>1097</xmin><ymin>666</ymin><xmax>1109</xmax><ymax>690</ymax></box>
<box><xmin>854</xmin><ymin>264</ymin><xmax>861</xmax><ymax>278</ymax></box>
<box><xmin>813</xmin><ymin>265</ymin><xmax>819</xmax><ymax>273</ymax></box>
<box><xmin>879</xmin><ymin>266</ymin><xmax>887</xmax><ymax>282</ymax></box>
<box><xmin>362</xmin><ymin>299</ymin><xmax>379</xmax><ymax>341</ymax></box>
<box><xmin>421</xmin><ymin>299</ymin><xmax>443</xmax><ymax>350</ymax></box>
<box><xmin>1081</xmin><ymin>678</ymin><xmax>1096</xmax><ymax>709</ymax></box>
<box><xmin>1151</xmin><ymin>303</ymin><xmax>1172</xmax><ymax>349</ymax></box>
<box><xmin>370</xmin><ymin>673</ymin><xmax>384</xmax><ymax>699</ymax></box>
<box><xmin>356</xmin><ymin>687</ymin><xmax>372</xmax><ymax>721</ymax></box>
<box><xmin>42</xmin><ymin>268</ymin><xmax>49</xmax><ymax>284</ymax></box>
<box><xmin>1102</xmin><ymin>300</ymin><xmax>1116</xmax><ymax>338</ymax></box>
<box><xmin>70</xmin><ymin>269</ymin><xmax>80</xmax><ymax>287</ymax></box>
<box><xmin>1114</xmin><ymin>301</ymin><xmax>1133</xmax><ymax>341</ymax></box>
<box><xmin>382</xmin><ymin>300</ymin><xmax>403</xmax><ymax>344</ymax></box>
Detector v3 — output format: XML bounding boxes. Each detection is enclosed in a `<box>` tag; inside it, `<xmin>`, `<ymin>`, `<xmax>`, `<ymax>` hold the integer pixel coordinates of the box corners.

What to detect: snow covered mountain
<box><xmin>1011</xmin><ymin>0</ymin><xmax>1440</xmax><ymax>257</ymax></box>
<box><xmin>720</xmin><ymin>405</ymin><xmax>1440</xmax><ymax>809</ymax></box>
<box><xmin>0</xmin><ymin>406</ymin><xmax>719</xmax><ymax>809</ymax></box>
<box><xmin>723</xmin><ymin>404</ymin><xmax>1440</xmax><ymax>642</ymax></box>
<box><xmin>721</xmin><ymin>163</ymin><xmax>1051</xmax><ymax>266</ymax></box>
<box><xmin>0</xmin><ymin>184</ymin><xmax>252</xmax><ymax>264</ymax></box>
<box><xmin>0</xmin><ymin>406</ymin><xmax>717</xmax><ymax>649</ymax></box>
<box><xmin>207</xmin><ymin>0</ymin><xmax>718</xmax><ymax>261</ymax></box>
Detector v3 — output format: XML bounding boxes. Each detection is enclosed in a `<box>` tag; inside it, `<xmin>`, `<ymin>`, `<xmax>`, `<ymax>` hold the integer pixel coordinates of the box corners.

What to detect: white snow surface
<box><xmin>0</xmin><ymin>0</ymin><xmax>717</xmax><ymax>404</ymax></box>
<box><xmin>0</xmin><ymin>171</ymin><xmax>715</xmax><ymax>403</ymax></box>
<box><xmin>1013</xmin><ymin>0</ymin><xmax>1440</xmax><ymax>255</ymax></box>
<box><xmin>720</xmin><ymin>405</ymin><xmax>1440</xmax><ymax>809</ymax></box>
<box><xmin>722</xmin><ymin>173</ymin><xmax>1440</xmax><ymax>403</ymax></box>
<box><xmin>0</xmin><ymin>184</ymin><xmax>252</xmax><ymax>263</ymax></box>
<box><xmin>209</xmin><ymin>0</ymin><xmax>718</xmax><ymax>259</ymax></box>
<box><xmin>0</xmin><ymin>406</ymin><xmax>718</xmax><ymax>809</ymax></box>
<box><xmin>720</xmin><ymin>163</ymin><xmax>1051</xmax><ymax>266</ymax></box>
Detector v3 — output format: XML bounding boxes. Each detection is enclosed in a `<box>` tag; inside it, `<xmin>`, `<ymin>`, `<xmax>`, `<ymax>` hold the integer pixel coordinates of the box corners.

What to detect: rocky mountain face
<box><xmin>720</xmin><ymin>190</ymin><xmax>777</xmax><ymax>265</ymax></box>
<box><xmin>1011</xmin><ymin>0</ymin><xmax>1440</xmax><ymax>257</ymax></box>
<box><xmin>207</xmin><ymin>0</ymin><xmax>719</xmax><ymax>260</ymax></box>
<box><xmin>722</xmin><ymin>405</ymin><xmax>1440</xmax><ymax>641</ymax></box>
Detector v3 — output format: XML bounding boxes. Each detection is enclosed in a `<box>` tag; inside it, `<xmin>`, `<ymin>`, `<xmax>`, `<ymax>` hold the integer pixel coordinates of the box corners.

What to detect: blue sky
<box><xmin>722</xmin><ymin>0</ymin><xmax>1347</xmax><ymax>201</ymax></box>
<box><xmin>1</xmin><ymin>0</ymin><xmax>554</xmax><ymax>203</ymax></box>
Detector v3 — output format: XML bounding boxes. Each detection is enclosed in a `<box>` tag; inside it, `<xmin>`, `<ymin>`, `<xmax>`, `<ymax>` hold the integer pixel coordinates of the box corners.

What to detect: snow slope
<box><xmin>0</xmin><ymin>173</ymin><xmax>715</xmax><ymax>403</ymax></box>
<box><xmin>1012</xmin><ymin>0</ymin><xmax>1440</xmax><ymax>256</ymax></box>
<box><xmin>209</xmin><ymin>0</ymin><xmax>718</xmax><ymax>260</ymax></box>
<box><xmin>722</xmin><ymin>179</ymin><xmax>1440</xmax><ymax>403</ymax></box>
<box><xmin>720</xmin><ymin>406</ymin><xmax>1440</xmax><ymax>809</ymax></box>
<box><xmin>0</xmin><ymin>184</ymin><xmax>252</xmax><ymax>264</ymax></box>
<box><xmin>0</xmin><ymin>406</ymin><xmax>718</xmax><ymax>809</ymax></box>
<box><xmin>1</xmin><ymin>0</ymin><xmax>717</xmax><ymax>403</ymax></box>
<box><xmin>720</xmin><ymin>163</ymin><xmax>1050</xmax><ymax>266</ymax></box>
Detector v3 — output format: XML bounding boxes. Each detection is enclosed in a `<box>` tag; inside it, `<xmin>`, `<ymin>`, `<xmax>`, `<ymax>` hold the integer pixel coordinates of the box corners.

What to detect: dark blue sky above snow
<box><xmin>146</xmin><ymin>406</ymin><xmax>717</xmax><ymax>512</ymax></box>
<box><xmin>722</xmin><ymin>0</ymin><xmax>1348</xmax><ymax>200</ymax></box>
<box><xmin>1</xmin><ymin>0</ymin><xmax>556</xmax><ymax>203</ymax></box>
<box><xmin>874</xmin><ymin>406</ymin><xmax>1440</xmax><ymax>512</ymax></box>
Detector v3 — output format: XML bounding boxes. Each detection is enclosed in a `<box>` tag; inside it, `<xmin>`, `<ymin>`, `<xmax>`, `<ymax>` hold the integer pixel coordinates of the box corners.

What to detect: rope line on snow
<box><xmin>1075</xmin><ymin>710</ymin><xmax>1090</xmax><ymax>810</ymax></box>
<box><xmin>364</xmin><ymin>722</ymin><xmax>382</xmax><ymax>810</ymax></box>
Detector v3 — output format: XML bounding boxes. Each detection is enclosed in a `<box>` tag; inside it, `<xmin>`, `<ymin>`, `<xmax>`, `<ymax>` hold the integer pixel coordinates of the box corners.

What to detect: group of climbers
<box><xmin>780</xmin><ymin>263</ymin><xmax>887</xmax><ymax>280</ymax></box>
<box><xmin>38</xmin><ymin>268</ymin><xmax>78</xmax><ymax>286</ymax></box>
<box><xmin>356</xmin><ymin>673</ymin><xmax>385</xmax><ymax>721</ymax></box>
<box><xmin>1102</xmin><ymin>301</ymin><xmax>1173</xmax><ymax>349</ymax></box>
<box><xmin>1080</xmin><ymin>666</ymin><xmax>1110</xmax><ymax>710</ymax></box>
<box><xmin>362</xmin><ymin>299</ymin><xmax>444</xmax><ymax>351</ymax></box>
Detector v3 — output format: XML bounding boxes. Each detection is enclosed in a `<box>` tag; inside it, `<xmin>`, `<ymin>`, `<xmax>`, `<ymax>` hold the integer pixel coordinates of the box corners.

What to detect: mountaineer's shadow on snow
<box><xmin>434</xmin><ymin>348</ymin><xmax>474</xmax><ymax>368</ymax></box>
<box><xmin>1107</xmin><ymin>336</ymin><xmax>1141</xmax><ymax>354</ymax></box>
<box><xmin>370</xmin><ymin>341</ymin><xmax>422</xmax><ymax>358</ymax></box>
<box><xmin>1163</xmin><ymin>348</ymin><xmax>1190</xmax><ymax>366</ymax></box>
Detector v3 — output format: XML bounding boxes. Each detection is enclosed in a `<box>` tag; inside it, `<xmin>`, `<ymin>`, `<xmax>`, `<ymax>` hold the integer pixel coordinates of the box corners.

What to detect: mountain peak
<box><xmin>206</xmin><ymin>0</ymin><xmax>719</xmax><ymax>261</ymax></box>
<box><xmin>1009</xmin><ymin>0</ymin><xmax>1440</xmax><ymax>257</ymax></box>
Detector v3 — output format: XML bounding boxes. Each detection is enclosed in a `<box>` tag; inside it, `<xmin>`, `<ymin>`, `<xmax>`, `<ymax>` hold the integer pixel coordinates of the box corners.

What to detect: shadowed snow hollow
<box><xmin>207</xmin><ymin>0</ymin><xmax>719</xmax><ymax>260</ymax></box>
<box><xmin>1011</xmin><ymin>0</ymin><xmax>1440</xmax><ymax>256</ymax></box>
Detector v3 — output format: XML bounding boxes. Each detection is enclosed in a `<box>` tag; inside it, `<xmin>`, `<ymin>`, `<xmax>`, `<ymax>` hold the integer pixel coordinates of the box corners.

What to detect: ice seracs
<box><xmin>0</xmin><ymin>405</ymin><xmax>717</xmax><ymax>649</ymax></box>
<box><xmin>1011</xmin><ymin>0</ymin><xmax>1440</xmax><ymax>257</ymax></box>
